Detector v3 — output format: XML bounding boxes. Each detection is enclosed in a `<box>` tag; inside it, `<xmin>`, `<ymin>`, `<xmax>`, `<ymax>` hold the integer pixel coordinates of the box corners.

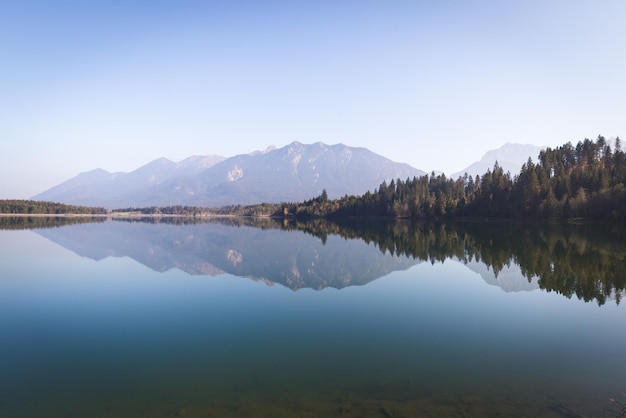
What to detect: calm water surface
<box><xmin>0</xmin><ymin>218</ymin><xmax>624</xmax><ymax>417</ymax></box>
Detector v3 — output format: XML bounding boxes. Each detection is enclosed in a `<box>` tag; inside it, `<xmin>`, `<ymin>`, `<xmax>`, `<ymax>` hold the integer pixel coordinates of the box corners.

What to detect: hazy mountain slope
<box><xmin>152</xmin><ymin>141</ymin><xmax>426</xmax><ymax>207</ymax></box>
<box><xmin>451</xmin><ymin>143</ymin><xmax>545</xmax><ymax>179</ymax></box>
<box><xmin>32</xmin><ymin>142</ymin><xmax>425</xmax><ymax>208</ymax></box>
<box><xmin>32</xmin><ymin>168</ymin><xmax>124</xmax><ymax>204</ymax></box>
<box><xmin>32</xmin><ymin>154</ymin><xmax>225</xmax><ymax>207</ymax></box>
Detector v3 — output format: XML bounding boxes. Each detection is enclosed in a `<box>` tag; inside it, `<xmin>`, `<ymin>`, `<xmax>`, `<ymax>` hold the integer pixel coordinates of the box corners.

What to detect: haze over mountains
<box><xmin>451</xmin><ymin>143</ymin><xmax>545</xmax><ymax>179</ymax></box>
<box><xmin>33</xmin><ymin>142</ymin><xmax>426</xmax><ymax>208</ymax></box>
<box><xmin>33</xmin><ymin>141</ymin><xmax>544</xmax><ymax>209</ymax></box>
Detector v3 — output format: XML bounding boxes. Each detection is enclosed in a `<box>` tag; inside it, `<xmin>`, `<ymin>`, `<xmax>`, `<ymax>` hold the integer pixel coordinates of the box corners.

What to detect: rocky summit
<box><xmin>33</xmin><ymin>142</ymin><xmax>425</xmax><ymax>209</ymax></box>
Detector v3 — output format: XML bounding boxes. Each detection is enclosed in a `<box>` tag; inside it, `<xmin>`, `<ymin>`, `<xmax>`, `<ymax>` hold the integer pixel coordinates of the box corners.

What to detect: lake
<box><xmin>0</xmin><ymin>217</ymin><xmax>625</xmax><ymax>417</ymax></box>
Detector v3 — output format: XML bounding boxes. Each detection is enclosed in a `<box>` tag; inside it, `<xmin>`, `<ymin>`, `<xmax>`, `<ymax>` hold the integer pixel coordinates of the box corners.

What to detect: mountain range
<box><xmin>33</xmin><ymin>141</ymin><xmax>544</xmax><ymax>209</ymax></box>
<box><xmin>33</xmin><ymin>142</ymin><xmax>426</xmax><ymax>208</ymax></box>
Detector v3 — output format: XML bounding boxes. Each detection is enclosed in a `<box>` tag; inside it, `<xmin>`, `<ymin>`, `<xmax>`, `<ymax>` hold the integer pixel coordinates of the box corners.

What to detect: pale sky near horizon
<box><xmin>2</xmin><ymin>0</ymin><xmax>625</xmax><ymax>199</ymax></box>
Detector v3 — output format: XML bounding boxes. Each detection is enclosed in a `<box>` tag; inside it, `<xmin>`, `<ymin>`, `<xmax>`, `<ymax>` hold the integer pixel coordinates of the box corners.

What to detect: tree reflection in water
<box><xmin>290</xmin><ymin>219</ymin><xmax>626</xmax><ymax>306</ymax></box>
<box><xmin>10</xmin><ymin>215</ymin><xmax>625</xmax><ymax>306</ymax></box>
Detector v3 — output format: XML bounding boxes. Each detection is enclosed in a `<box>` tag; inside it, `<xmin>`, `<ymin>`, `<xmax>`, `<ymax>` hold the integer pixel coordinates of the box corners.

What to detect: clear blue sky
<box><xmin>2</xmin><ymin>0</ymin><xmax>625</xmax><ymax>198</ymax></box>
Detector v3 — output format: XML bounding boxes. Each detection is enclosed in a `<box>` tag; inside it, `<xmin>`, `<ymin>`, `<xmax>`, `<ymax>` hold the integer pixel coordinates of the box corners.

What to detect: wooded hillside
<box><xmin>286</xmin><ymin>136</ymin><xmax>626</xmax><ymax>221</ymax></box>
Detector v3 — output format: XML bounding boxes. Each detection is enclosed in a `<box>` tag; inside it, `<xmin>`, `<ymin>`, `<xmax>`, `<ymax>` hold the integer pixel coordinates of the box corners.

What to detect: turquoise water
<box><xmin>0</xmin><ymin>220</ymin><xmax>624</xmax><ymax>417</ymax></box>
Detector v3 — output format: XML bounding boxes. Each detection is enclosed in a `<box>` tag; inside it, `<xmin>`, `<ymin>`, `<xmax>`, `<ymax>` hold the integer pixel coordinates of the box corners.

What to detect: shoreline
<box><xmin>0</xmin><ymin>213</ymin><xmax>599</xmax><ymax>224</ymax></box>
<box><xmin>0</xmin><ymin>213</ymin><xmax>253</xmax><ymax>218</ymax></box>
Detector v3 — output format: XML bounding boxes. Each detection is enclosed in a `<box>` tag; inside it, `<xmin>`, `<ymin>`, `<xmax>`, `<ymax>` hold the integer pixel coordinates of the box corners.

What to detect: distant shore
<box><xmin>0</xmin><ymin>212</ymin><xmax>250</xmax><ymax>218</ymax></box>
<box><xmin>0</xmin><ymin>213</ymin><xmax>109</xmax><ymax>217</ymax></box>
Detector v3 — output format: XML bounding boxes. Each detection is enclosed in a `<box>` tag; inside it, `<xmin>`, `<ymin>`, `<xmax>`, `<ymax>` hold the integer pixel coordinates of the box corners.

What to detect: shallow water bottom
<box><xmin>2</xmin><ymin>225</ymin><xmax>625</xmax><ymax>418</ymax></box>
<box><xmin>3</xmin><ymin>372</ymin><xmax>620</xmax><ymax>418</ymax></box>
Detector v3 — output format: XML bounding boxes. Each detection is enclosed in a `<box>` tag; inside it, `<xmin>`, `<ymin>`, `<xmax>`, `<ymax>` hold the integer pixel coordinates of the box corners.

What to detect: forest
<box><xmin>0</xmin><ymin>200</ymin><xmax>108</xmax><ymax>215</ymax></box>
<box><xmin>283</xmin><ymin>135</ymin><xmax>626</xmax><ymax>221</ymax></box>
<box><xmin>4</xmin><ymin>136</ymin><xmax>624</xmax><ymax>221</ymax></box>
<box><xmin>110</xmin><ymin>136</ymin><xmax>626</xmax><ymax>221</ymax></box>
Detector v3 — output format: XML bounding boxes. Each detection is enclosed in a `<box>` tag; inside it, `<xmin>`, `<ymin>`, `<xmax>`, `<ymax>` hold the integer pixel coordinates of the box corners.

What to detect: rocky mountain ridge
<box><xmin>33</xmin><ymin>142</ymin><xmax>425</xmax><ymax>208</ymax></box>
<box><xmin>32</xmin><ymin>141</ymin><xmax>550</xmax><ymax>209</ymax></box>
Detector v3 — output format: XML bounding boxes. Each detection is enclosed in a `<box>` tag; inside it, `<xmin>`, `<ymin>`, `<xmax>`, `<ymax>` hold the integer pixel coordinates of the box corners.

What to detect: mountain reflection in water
<box><xmin>28</xmin><ymin>217</ymin><xmax>626</xmax><ymax>305</ymax></box>
<box><xmin>2</xmin><ymin>216</ymin><xmax>626</xmax><ymax>418</ymax></box>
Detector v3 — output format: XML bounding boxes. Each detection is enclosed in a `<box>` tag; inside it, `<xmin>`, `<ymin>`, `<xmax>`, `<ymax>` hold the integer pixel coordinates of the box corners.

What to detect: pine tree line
<box><xmin>17</xmin><ymin>135</ymin><xmax>621</xmax><ymax>221</ymax></box>
<box><xmin>0</xmin><ymin>200</ymin><xmax>108</xmax><ymax>215</ymax></box>
<box><xmin>286</xmin><ymin>136</ymin><xmax>626</xmax><ymax>221</ymax></box>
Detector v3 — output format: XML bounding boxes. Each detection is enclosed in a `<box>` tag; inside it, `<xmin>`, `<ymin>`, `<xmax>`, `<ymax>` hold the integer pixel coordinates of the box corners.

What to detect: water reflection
<box><xmin>28</xmin><ymin>217</ymin><xmax>626</xmax><ymax>305</ymax></box>
<box><xmin>0</xmin><ymin>215</ymin><xmax>105</xmax><ymax>230</ymax></box>
<box><xmin>2</xmin><ymin>217</ymin><xmax>626</xmax><ymax>417</ymax></box>
<box><xmin>312</xmin><ymin>219</ymin><xmax>626</xmax><ymax>306</ymax></box>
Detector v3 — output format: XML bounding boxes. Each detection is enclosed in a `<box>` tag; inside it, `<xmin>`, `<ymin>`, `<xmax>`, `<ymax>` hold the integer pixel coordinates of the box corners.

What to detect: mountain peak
<box><xmin>152</xmin><ymin>157</ymin><xmax>175</xmax><ymax>164</ymax></box>
<box><xmin>249</xmin><ymin>145</ymin><xmax>277</xmax><ymax>156</ymax></box>
<box><xmin>90</xmin><ymin>168</ymin><xmax>113</xmax><ymax>175</ymax></box>
<box><xmin>177</xmin><ymin>155</ymin><xmax>225</xmax><ymax>169</ymax></box>
<box><xmin>32</xmin><ymin>142</ymin><xmax>425</xmax><ymax>208</ymax></box>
